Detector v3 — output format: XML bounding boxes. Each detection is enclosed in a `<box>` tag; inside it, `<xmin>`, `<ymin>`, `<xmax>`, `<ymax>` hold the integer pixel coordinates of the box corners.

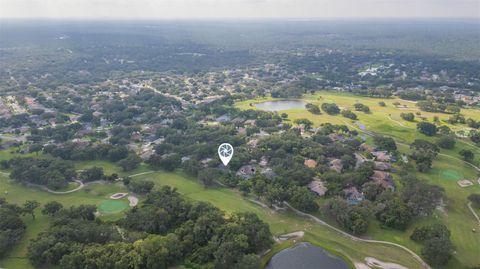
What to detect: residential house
<box><xmin>371</xmin><ymin>170</ymin><xmax>395</xmax><ymax>190</ymax></box>
<box><xmin>307</xmin><ymin>179</ymin><xmax>327</xmax><ymax>196</ymax></box>
<box><xmin>359</xmin><ymin>143</ymin><xmax>375</xmax><ymax>153</ymax></box>
<box><xmin>236</xmin><ymin>165</ymin><xmax>257</xmax><ymax>179</ymax></box>
<box><xmin>371</xmin><ymin>151</ymin><xmax>395</xmax><ymax>162</ymax></box>
<box><xmin>329</xmin><ymin>159</ymin><xmax>343</xmax><ymax>173</ymax></box>
<box><xmin>374</xmin><ymin>161</ymin><xmax>392</xmax><ymax>171</ymax></box>
<box><xmin>304</xmin><ymin>159</ymin><xmax>317</xmax><ymax>169</ymax></box>
<box><xmin>343</xmin><ymin>187</ymin><xmax>364</xmax><ymax>205</ymax></box>
<box><xmin>328</xmin><ymin>133</ymin><xmax>344</xmax><ymax>141</ymax></box>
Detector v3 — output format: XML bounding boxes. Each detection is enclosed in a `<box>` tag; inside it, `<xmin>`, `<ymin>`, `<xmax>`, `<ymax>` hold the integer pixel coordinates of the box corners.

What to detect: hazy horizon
<box><xmin>1</xmin><ymin>0</ymin><xmax>479</xmax><ymax>19</ymax></box>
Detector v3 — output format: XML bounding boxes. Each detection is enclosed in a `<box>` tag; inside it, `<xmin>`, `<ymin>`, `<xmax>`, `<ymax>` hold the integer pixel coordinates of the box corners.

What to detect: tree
<box><xmin>417</xmin><ymin>122</ymin><xmax>437</xmax><ymax>136</ymax></box>
<box><xmin>411</xmin><ymin>223</ymin><xmax>454</xmax><ymax>267</ymax></box>
<box><xmin>118</xmin><ymin>154</ymin><xmax>142</xmax><ymax>171</ymax></box>
<box><xmin>375</xmin><ymin>197</ymin><xmax>412</xmax><ymax>230</ymax></box>
<box><xmin>128</xmin><ymin>179</ymin><xmax>155</xmax><ymax>194</ymax></box>
<box><xmin>422</xmin><ymin>238</ymin><xmax>454</xmax><ymax>267</ymax></box>
<box><xmin>341</xmin><ymin>109</ymin><xmax>357</xmax><ymax>120</ymax></box>
<box><xmin>293</xmin><ymin>118</ymin><xmax>313</xmax><ymax>129</ymax></box>
<box><xmin>362</xmin><ymin>182</ymin><xmax>384</xmax><ymax>201</ymax></box>
<box><xmin>469</xmin><ymin>130</ymin><xmax>480</xmax><ymax>144</ymax></box>
<box><xmin>459</xmin><ymin>149</ymin><xmax>475</xmax><ymax>162</ymax></box>
<box><xmin>9</xmin><ymin>157</ymin><xmax>76</xmax><ymax>190</ymax></box>
<box><xmin>197</xmin><ymin>168</ymin><xmax>219</xmax><ymax>187</ymax></box>
<box><xmin>437</xmin><ymin>125</ymin><xmax>452</xmax><ymax>135</ymax></box>
<box><xmin>79</xmin><ymin>166</ymin><xmax>104</xmax><ymax>182</ymax></box>
<box><xmin>321</xmin><ymin>103</ymin><xmax>340</xmax><ymax>115</ymax></box>
<box><xmin>0</xmin><ymin>201</ymin><xmax>26</xmax><ymax>258</ymax></box>
<box><xmin>289</xmin><ymin>187</ymin><xmax>319</xmax><ymax>212</ymax></box>
<box><xmin>306</xmin><ymin>103</ymin><xmax>321</xmax><ymax>114</ymax></box>
<box><xmin>42</xmin><ymin>201</ymin><xmax>63</xmax><ymax>216</ymax></box>
<box><xmin>373</xmin><ymin>136</ymin><xmax>397</xmax><ymax>151</ymax></box>
<box><xmin>23</xmin><ymin>200</ymin><xmax>40</xmax><ymax>220</ymax></box>
<box><xmin>410</xmin><ymin>140</ymin><xmax>439</xmax><ymax>172</ymax></box>
<box><xmin>468</xmin><ymin>194</ymin><xmax>480</xmax><ymax>208</ymax></box>
<box><xmin>149</xmin><ymin>154</ymin><xmax>181</xmax><ymax>171</ymax></box>
<box><xmin>401</xmin><ymin>180</ymin><xmax>443</xmax><ymax>216</ymax></box>
<box><xmin>437</xmin><ymin>135</ymin><xmax>455</xmax><ymax>149</ymax></box>
<box><xmin>235</xmin><ymin>254</ymin><xmax>261</xmax><ymax>269</ymax></box>
<box><xmin>353</xmin><ymin>103</ymin><xmax>370</xmax><ymax>113</ymax></box>
<box><xmin>323</xmin><ymin>198</ymin><xmax>370</xmax><ymax>235</ymax></box>
<box><xmin>107</xmin><ymin>146</ymin><xmax>129</xmax><ymax>162</ymax></box>
<box><xmin>400</xmin><ymin>112</ymin><xmax>415</xmax><ymax>121</ymax></box>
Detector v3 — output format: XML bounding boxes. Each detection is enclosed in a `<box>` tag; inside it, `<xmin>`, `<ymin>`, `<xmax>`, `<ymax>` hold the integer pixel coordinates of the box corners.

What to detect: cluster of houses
<box><xmin>304</xmin><ymin>142</ymin><xmax>398</xmax><ymax>205</ymax></box>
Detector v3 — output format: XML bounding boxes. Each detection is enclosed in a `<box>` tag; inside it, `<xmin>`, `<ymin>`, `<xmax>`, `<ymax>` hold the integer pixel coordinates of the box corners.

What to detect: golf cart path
<box><xmin>27</xmin><ymin>180</ymin><xmax>85</xmax><ymax>194</ymax></box>
<box><xmin>283</xmin><ymin>202</ymin><xmax>432</xmax><ymax>269</ymax></box>
<box><xmin>24</xmin><ymin>171</ymin><xmax>156</xmax><ymax>194</ymax></box>
<box><xmin>339</xmin><ymin>119</ymin><xmax>480</xmax><ymax>172</ymax></box>
<box><xmin>246</xmin><ymin>197</ymin><xmax>431</xmax><ymax>269</ymax></box>
<box><xmin>467</xmin><ymin>202</ymin><xmax>480</xmax><ymax>224</ymax></box>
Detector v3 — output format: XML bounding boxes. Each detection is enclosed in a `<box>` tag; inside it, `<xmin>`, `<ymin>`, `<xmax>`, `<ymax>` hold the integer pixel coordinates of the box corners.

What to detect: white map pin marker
<box><xmin>218</xmin><ymin>143</ymin><xmax>234</xmax><ymax>166</ymax></box>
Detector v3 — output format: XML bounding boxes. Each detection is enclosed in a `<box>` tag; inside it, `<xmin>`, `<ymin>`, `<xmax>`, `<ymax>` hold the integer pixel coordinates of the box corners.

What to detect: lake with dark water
<box><xmin>255</xmin><ymin>100</ymin><xmax>306</xmax><ymax>111</ymax></box>
<box><xmin>265</xmin><ymin>242</ymin><xmax>350</xmax><ymax>269</ymax></box>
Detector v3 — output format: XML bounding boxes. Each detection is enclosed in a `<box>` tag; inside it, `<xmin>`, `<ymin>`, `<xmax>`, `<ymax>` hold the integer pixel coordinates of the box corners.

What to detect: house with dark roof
<box><xmin>374</xmin><ymin>161</ymin><xmax>392</xmax><ymax>171</ymax></box>
<box><xmin>343</xmin><ymin>187</ymin><xmax>364</xmax><ymax>205</ymax></box>
<box><xmin>236</xmin><ymin>165</ymin><xmax>257</xmax><ymax>179</ymax></box>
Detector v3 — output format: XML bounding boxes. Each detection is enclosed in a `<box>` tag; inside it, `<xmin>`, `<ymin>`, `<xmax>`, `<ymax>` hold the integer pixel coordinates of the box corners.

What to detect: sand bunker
<box><xmin>128</xmin><ymin>195</ymin><xmax>139</xmax><ymax>206</ymax></box>
<box><xmin>110</xmin><ymin>192</ymin><xmax>128</xmax><ymax>199</ymax></box>
<box><xmin>277</xmin><ymin>231</ymin><xmax>304</xmax><ymax>241</ymax></box>
<box><xmin>355</xmin><ymin>257</ymin><xmax>408</xmax><ymax>269</ymax></box>
<box><xmin>457</xmin><ymin>180</ymin><xmax>473</xmax><ymax>187</ymax></box>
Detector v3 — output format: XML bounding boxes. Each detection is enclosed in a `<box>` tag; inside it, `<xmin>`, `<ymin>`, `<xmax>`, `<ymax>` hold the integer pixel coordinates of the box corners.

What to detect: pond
<box><xmin>265</xmin><ymin>242</ymin><xmax>350</xmax><ymax>269</ymax></box>
<box><xmin>255</xmin><ymin>100</ymin><xmax>306</xmax><ymax>111</ymax></box>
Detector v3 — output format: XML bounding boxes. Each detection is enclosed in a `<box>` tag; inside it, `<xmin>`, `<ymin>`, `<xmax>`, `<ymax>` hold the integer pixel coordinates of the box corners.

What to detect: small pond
<box><xmin>255</xmin><ymin>100</ymin><xmax>306</xmax><ymax>111</ymax></box>
<box><xmin>265</xmin><ymin>242</ymin><xmax>350</xmax><ymax>269</ymax></box>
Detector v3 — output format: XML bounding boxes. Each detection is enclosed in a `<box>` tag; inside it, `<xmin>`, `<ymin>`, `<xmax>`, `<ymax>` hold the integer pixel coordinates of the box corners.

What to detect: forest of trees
<box><xmin>8</xmin><ymin>157</ymin><xmax>76</xmax><ymax>189</ymax></box>
<box><xmin>27</xmin><ymin>186</ymin><xmax>272</xmax><ymax>269</ymax></box>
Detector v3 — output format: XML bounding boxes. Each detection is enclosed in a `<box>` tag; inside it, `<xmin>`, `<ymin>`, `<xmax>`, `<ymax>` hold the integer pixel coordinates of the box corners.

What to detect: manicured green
<box><xmin>98</xmin><ymin>199</ymin><xmax>129</xmax><ymax>214</ymax></box>
<box><xmin>440</xmin><ymin>169</ymin><xmax>463</xmax><ymax>181</ymax></box>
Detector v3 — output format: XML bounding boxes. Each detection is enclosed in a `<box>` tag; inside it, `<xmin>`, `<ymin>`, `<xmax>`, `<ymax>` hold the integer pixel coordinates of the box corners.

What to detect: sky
<box><xmin>0</xmin><ymin>0</ymin><xmax>479</xmax><ymax>19</ymax></box>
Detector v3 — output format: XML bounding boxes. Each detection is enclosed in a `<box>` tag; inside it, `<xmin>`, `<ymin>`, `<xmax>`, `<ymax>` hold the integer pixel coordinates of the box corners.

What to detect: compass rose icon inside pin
<box><xmin>218</xmin><ymin>143</ymin><xmax>234</xmax><ymax>166</ymax></box>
